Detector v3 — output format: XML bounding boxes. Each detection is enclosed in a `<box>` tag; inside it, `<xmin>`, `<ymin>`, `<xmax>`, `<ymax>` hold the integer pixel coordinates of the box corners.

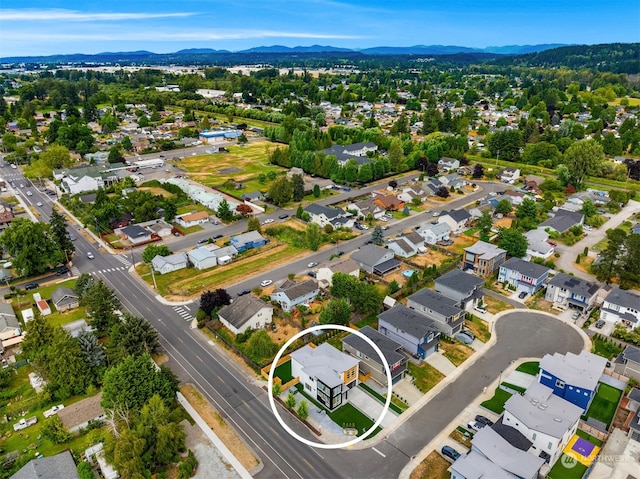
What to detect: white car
<box><xmin>36</xmin><ymin>202</ymin><xmax>43</xmax><ymax>207</ymax></box>
<box><xmin>43</xmin><ymin>404</ymin><xmax>64</xmax><ymax>418</ymax></box>
<box><xmin>26</xmin><ymin>190</ymin><xmax>32</xmax><ymax>196</ymax></box>
<box><xmin>263</xmin><ymin>218</ymin><xmax>274</xmax><ymax>224</ymax></box>
<box><xmin>307</xmin><ymin>262</ymin><xmax>318</xmax><ymax>268</ymax></box>
<box><xmin>87</xmin><ymin>252</ymin><xmax>95</xmax><ymax>259</ymax></box>
<box><xmin>432</xmin><ymin>211</ymin><xmax>440</xmax><ymax>217</ymax></box>
<box><xmin>260</xmin><ymin>279</ymin><xmax>273</xmax><ymax>287</ymax></box>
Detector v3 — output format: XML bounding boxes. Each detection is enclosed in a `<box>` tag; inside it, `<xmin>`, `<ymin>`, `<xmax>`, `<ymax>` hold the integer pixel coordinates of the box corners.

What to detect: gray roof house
<box><xmin>209</xmin><ymin>245</ymin><xmax>238</xmax><ymax>265</ymax></box>
<box><xmin>434</xmin><ymin>269</ymin><xmax>484</xmax><ymax>311</ymax></box>
<box><xmin>350</xmin><ymin>244</ymin><xmax>400</xmax><ymax>275</ymax></box>
<box><xmin>118</xmin><ymin>224</ymin><xmax>152</xmax><ymax>245</ymax></box>
<box><xmin>439</xmin><ymin>209</ymin><xmax>472</xmax><ymax>234</ymax></box>
<box><xmin>503</xmin><ymin>382</ymin><xmax>583</xmax><ymax>466</ymax></box>
<box><xmin>321</xmin><ymin>142</ymin><xmax>377</xmax><ymax>167</ymax></box>
<box><xmin>315</xmin><ymin>258</ymin><xmax>360</xmax><ymax>287</ymax></box>
<box><xmin>152</xmin><ymin>252</ymin><xmax>188</xmax><ymax>274</ymax></box>
<box><xmin>0</xmin><ymin>302</ymin><xmax>20</xmax><ymax>341</ymax></box>
<box><xmin>51</xmin><ymin>286</ymin><xmax>80</xmax><ymax>312</ymax></box>
<box><xmin>346</xmin><ymin>199</ymin><xmax>385</xmax><ymax>220</ymax></box>
<box><xmin>270</xmin><ymin>279</ymin><xmax>319</xmax><ymax>312</ymax></box>
<box><xmin>407</xmin><ymin>288</ymin><xmax>466</xmax><ymax>335</ymax></box>
<box><xmin>387</xmin><ymin>232</ymin><xmax>425</xmax><ymax>258</ymax></box>
<box><xmin>57</xmin><ymin>392</ymin><xmax>106</xmax><ymax>433</ymax></box>
<box><xmin>342</xmin><ymin>326</ymin><xmax>407</xmax><ymax>385</ymax></box>
<box><xmin>187</xmin><ymin>246</ymin><xmax>218</xmax><ymax>270</ymax></box>
<box><xmin>600</xmin><ymin>287</ymin><xmax>640</xmax><ymax>327</ymax></box>
<box><xmin>613</xmin><ymin>345</ymin><xmax>640</xmax><ymax>382</ymax></box>
<box><xmin>217</xmin><ymin>295</ymin><xmax>273</xmax><ymax>335</ymax></box>
<box><xmin>11</xmin><ymin>450</ymin><xmax>80</xmax><ymax>479</ymax></box>
<box><xmin>497</xmin><ymin>257</ymin><xmax>550</xmax><ymax>295</ymax></box>
<box><xmin>450</xmin><ymin>450</ymin><xmax>514</xmax><ymax>479</ymax></box>
<box><xmin>377</xmin><ymin>305</ymin><xmax>440</xmax><ymax>360</ymax></box>
<box><xmin>524</xmin><ymin>228</ymin><xmax>555</xmax><ymax>260</ymax></box>
<box><xmin>304</xmin><ymin>204</ymin><xmax>352</xmax><ymax>228</ymax></box>
<box><xmin>438</xmin><ymin>157</ymin><xmax>460</xmax><ymax>171</ymax></box>
<box><xmin>417</xmin><ymin>222</ymin><xmax>451</xmax><ymax>245</ymax></box>
<box><xmin>545</xmin><ymin>273</ymin><xmax>600</xmax><ymax>312</ymax></box>
<box><xmin>539</xmin><ymin>208</ymin><xmax>584</xmax><ymax>233</ymax></box>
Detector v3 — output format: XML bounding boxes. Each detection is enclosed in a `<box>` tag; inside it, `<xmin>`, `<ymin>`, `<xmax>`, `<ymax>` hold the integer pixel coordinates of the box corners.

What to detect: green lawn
<box><xmin>501</xmin><ymin>382</ymin><xmax>526</xmax><ymax>394</ymax></box>
<box><xmin>12</xmin><ymin>279</ymin><xmax>84</xmax><ymax>327</ymax></box>
<box><xmin>353</xmin><ymin>314</ymin><xmax>378</xmax><ymax>329</ymax></box>
<box><xmin>547</xmin><ymin>454</ymin><xmax>588</xmax><ymax>479</ymax></box>
<box><xmin>274</xmin><ymin>360</ymin><xmax>293</xmax><ymax>383</ymax></box>
<box><xmin>328</xmin><ymin>402</ymin><xmax>379</xmax><ymax>437</ymax></box>
<box><xmin>407</xmin><ymin>362</ymin><xmax>445</xmax><ymax>394</ymax></box>
<box><xmin>582</xmin><ymin>383</ymin><xmax>623</xmax><ymax>428</ymax></box>
<box><xmin>515</xmin><ymin>361</ymin><xmax>540</xmax><ymax>376</ymax></box>
<box><xmin>591</xmin><ymin>335</ymin><xmax>624</xmax><ymax>360</ymax></box>
<box><xmin>480</xmin><ymin>387</ymin><xmax>513</xmax><ymax>414</ymax></box>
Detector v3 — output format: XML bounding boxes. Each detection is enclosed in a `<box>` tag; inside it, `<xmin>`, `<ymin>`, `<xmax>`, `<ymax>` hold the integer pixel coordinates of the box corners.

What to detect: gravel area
<box><xmin>182</xmin><ymin>420</ymin><xmax>241</xmax><ymax>479</ymax></box>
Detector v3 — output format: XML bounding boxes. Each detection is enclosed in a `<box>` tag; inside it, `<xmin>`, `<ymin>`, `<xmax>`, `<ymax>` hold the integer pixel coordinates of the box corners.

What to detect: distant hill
<box><xmin>359</xmin><ymin>45</ymin><xmax>481</xmax><ymax>55</ymax></box>
<box><xmin>175</xmin><ymin>48</ymin><xmax>231</xmax><ymax>54</ymax></box>
<box><xmin>483</xmin><ymin>44</ymin><xmax>567</xmax><ymax>54</ymax></box>
<box><xmin>238</xmin><ymin>45</ymin><xmax>353</xmax><ymax>53</ymax></box>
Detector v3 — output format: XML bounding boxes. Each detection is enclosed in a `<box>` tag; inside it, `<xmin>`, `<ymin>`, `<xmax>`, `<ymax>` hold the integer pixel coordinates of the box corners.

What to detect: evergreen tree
<box><xmin>217</xmin><ymin>199</ymin><xmax>233</xmax><ymax>222</ymax></box>
<box><xmin>292</xmin><ymin>174</ymin><xmax>305</xmax><ymax>202</ymax></box>
<box><xmin>371</xmin><ymin>224</ymin><xmax>384</xmax><ymax>245</ymax></box>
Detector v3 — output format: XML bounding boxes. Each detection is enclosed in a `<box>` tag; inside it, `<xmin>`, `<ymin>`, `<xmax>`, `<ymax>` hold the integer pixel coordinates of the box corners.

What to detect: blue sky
<box><xmin>1</xmin><ymin>0</ymin><xmax>638</xmax><ymax>57</ymax></box>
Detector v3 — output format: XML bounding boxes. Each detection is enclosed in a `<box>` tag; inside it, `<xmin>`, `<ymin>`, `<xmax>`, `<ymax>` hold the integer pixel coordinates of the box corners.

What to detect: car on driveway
<box><xmin>307</xmin><ymin>262</ymin><xmax>318</xmax><ymax>268</ymax></box>
<box><xmin>474</xmin><ymin>306</ymin><xmax>487</xmax><ymax>314</ymax></box>
<box><xmin>571</xmin><ymin>311</ymin><xmax>581</xmax><ymax>320</ymax></box>
<box><xmin>308</xmin><ymin>271</ymin><xmax>317</xmax><ymax>278</ymax></box>
<box><xmin>595</xmin><ymin>320</ymin><xmax>605</xmax><ymax>329</ymax></box>
<box><xmin>87</xmin><ymin>252</ymin><xmax>95</xmax><ymax>259</ymax></box>
<box><xmin>518</xmin><ymin>291</ymin><xmax>527</xmax><ymax>299</ymax></box>
<box><xmin>454</xmin><ymin>332</ymin><xmax>474</xmax><ymax>345</ymax></box>
<box><xmin>440</xmin><ymin>445</ymin><xmax>460</xmax><ymax>462</ymax></box>
<box><xmin>475</xmin><ymin>415</ymin><xmax>494</xmax><ymax>427</ymax></box>
<box><xmin>467</xmin><ymin>420</ymin><xmax>485</xmax><ymax>433</ymax></box>
<box><xmin>43</xmin><ymin>404</ymin><xmax>64</xmax><ymax>418</ymax></box>
<box><xmin>260</xmin><ymin>280</ymin><xmax>273</xmax><ymax>287</ymax></box>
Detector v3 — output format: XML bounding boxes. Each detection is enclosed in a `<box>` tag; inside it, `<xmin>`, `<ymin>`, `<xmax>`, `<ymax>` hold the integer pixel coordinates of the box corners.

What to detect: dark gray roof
<box><xmin>11</xmin><ymin>450</ymin><xmax>80</xmax><ymax>479</ymax></box>
<box><xmin>276</xmin><ymin>279</ymin><xmax>319</xmax><ymax>301</ymax></box>
<box><xmin>539</xmin><ymin>209</ymin><xmax>584</xmax><ymax>233</ymax></box>
<box><xmin>121</xmin><ymin>224</ymin><xmax>149</xmax><ymax>237</ymax></box>
<box><xmin>492</xmin><ymin>416</ymin><xmax>533</xmax><ymax>451</ymax></box>
<box><xmin>548</xmin><ymin>273</ymin><xmax>599</xmax><ymax>298</ymax></box>
<box><xmin>628</xmin><ymin>386</ymin><xmax>640</xmax><ymax>403</ymax></box>
<box><xmin>403</xmin><ymin>231</ymin><xmax>424</xmax><ymax>246</ymax></box>
<box><xmin>218</xmin><ymin>295</ymin><xmax>272</xmax><ymax>329</ymax></box>
<box><xmin>623</xmin><ymin>345</ymin><xmax>640</xmax><ymax>364</ymax></box>
<box><xmin>392</xmin><ymin>238</ymin><xmax>414</xmax><ymax>254</ymax></box>
<box><xmin>435</xmin><ymin>269</ymin><xmax>484</xmax><ymax>294</ymax></box>
<box><xmin>50</xmin><ymin>286</ymin><xmax>79</xmax><ymax>307</ymax></box>
<box><xmin>444</xmin><ymin>208</ymin><xmax>472</xmax><ymax>223</ymax></box>
<box><xmin>374</xmin><ymin>258</ymin><xmax>401</xmax><ymax>275</ymax></box>
<box><xmin>321</xmin><ymin>142</ymin><xmax>376</xmax><ymax>164</ymax></box>
<box><xmin>604</xmin><ymin>288</ymin><xmax>640</xmax><ymax>309</ymax></box>
<box><xmin>378</xmin><ymin>305</ymin><xmax>438</xmax><ymax>339</ymax></box>
<box><xmin>500</xmin><ymin>257</ymin><xmax>550</xmax><ymax>279</ymax></box>
<box><xmin>351</xmin><ymin>244</ymin><xmax>391</xmax><ymax>268</ymax></box>
<box><xmin>304</xmin><ymin>203</ymin><xmax>344</xmax><ymax>219</ymax></box>
<box><xmin>407</xmin><ymin>288</ymin><xmax>463</xmax><ymax>317</ymax></box>
<box><xmin>342</xmin><ymin>326</ymin><xmax>405</xmax><ymax>367</ymax></box>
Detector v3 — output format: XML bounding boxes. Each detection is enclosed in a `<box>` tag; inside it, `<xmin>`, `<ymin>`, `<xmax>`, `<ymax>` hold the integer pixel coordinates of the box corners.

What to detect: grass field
<box><xmin>483</xmin><ymin>295</ymin><xmax>513</xmax><ymax>314</ymax></box>
<box><xmin>465</xmin><ymin>315</ymin><xmax>490</xmax><ymax>342</ymax></box>
<box><xmin>515</xmin><ymin>361</ymin><xmax>540</xmax><ymax>376</ymax></box>
<box><xmin>582</xmin><ymin>383</ymin><xmax>622</xmax><ymax>428</ymax></box>
<box><xmin>407</xmin><ymin>362</ymin><xmax>445</xmax><ymax>393</ymax></box>
<box><xmin>548</xmin><ymin>454</ymin><xmax>588</xmax><ymax>479</ymax></box>
<box><xmin>274</xmin><ymin>360</ymin><xmax>293</xmax><ymax>383</ymax></box>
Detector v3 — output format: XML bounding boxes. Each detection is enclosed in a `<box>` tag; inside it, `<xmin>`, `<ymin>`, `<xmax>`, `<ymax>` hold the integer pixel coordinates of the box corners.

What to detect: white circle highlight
<box><xmin>267</xmin><ymin>324</ymin><xmax>392</xmax><ymax>449</ymax></box>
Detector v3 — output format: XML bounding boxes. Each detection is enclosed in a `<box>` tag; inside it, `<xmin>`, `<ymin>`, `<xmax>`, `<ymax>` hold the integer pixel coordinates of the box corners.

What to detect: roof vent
<box><xmin>530</xmin><ymin>398</ymin><xmax>539</xmax><ymax>405</ymax></box>
<box><xmin>554</xmin><ymin>418</ymin><xmax>562</xmax><ymax>422</ymax></box>
<box><xmin>538</xmin><ymin>404</ymin><xmax>548</xmax><ymax>410</ymax></box>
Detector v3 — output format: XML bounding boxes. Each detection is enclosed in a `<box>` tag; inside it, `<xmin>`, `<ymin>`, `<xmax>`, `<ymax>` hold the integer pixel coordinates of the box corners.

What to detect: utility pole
<box><xmin>151</xmin><ymin>265</ymin><xmax>158</xmax><ymax>290</ymax></box>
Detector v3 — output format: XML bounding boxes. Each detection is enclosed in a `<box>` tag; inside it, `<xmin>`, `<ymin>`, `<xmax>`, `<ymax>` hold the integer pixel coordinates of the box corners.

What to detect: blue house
<box><xmin>538</xmin><ymin>351</ymin><xmax>607</xmax><ymax>412</ymax></box>
<box><xmin>377</xmin><ymin>305</ymin><xmax>440</xmax><ymax>360</ymax></box>
<box><xmin>230</xmin><ymin>231</ymin><xmax>267</xmax><ymax>252</ymax></box>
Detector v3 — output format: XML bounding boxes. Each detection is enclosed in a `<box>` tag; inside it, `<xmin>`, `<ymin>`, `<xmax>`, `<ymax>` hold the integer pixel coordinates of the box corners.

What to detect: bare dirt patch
<box><xmin>493</xmin><ymin>216</ymin><xmax>513</xmax><ymax>228</ymax></box>
<box><xmin>138</xmin><ymin>186</ymin><xmax>174</xmax><ymax>197</ymax></box>
<box><xmin>407</xmin><ymin>249</ymin><xmax>451</xmax><ymax>268</ymax></box>
<box><xmin>574</xmin><ymin>256</ymin><xmax>595</xmax><ymax>275</ymax></box>
<box><xmin>180</xmin><ymin>385</ymin><xmax>259</xmax><ymax>472</ymax></box>
<box><xmin>268</xmin><ymin>318</ymin><xmax>300</xmax><ymax>345</ymax></box>
<box><xmin>219</xmin><ymin>167</ymin><xmax>243</xmax><ymax>175</ymax></box>
<box><xmin>410</xmin><ymin>450</ymin><xmax>451</xmax><ymax>479</ymax></box>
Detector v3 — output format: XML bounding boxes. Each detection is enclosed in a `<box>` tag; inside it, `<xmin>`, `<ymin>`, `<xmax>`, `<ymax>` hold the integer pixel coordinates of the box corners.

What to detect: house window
<box><xmin>532</xmin><ymin>433</ymin><xmax>537</xmax><ymax>440</ymax></box>
<box><xmin>576</xmin><ymin>388</ymin><xmax>580</xmax><ymax>393</ymax></box>
<box><xmin>556</xmin><ymin>379</ymin><xmax>565</xmax><ymax>388</ymax></box>
<box><xmin>548</xmin><ymin>442</ymin><xmax>552</xmax><ymax>450</ymax></box>
<box><xmin>305</xmin><ymin>383</ymin><xmax>311</xmax><ymax>391</ymax></box>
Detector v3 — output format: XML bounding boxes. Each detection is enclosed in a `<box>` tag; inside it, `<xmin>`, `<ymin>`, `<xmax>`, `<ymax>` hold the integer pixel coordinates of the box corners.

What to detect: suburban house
<box><xmin>315</xmin><ymin>258</ymin><xmax>360</xmax><ymax>288</ymax></box>
<box><xmin>545</xmin><ymin>273</ymin><xmax>600</xmax><ymax>313</ymax></box>
<box><xmin>230</xmin><ymin>231</ymin><xmax>267</xmax><ymax>252</ymax></box>
<box><xmin>451</xmin><ymin>427</ymin><xmax>545</xmax><ymax>479</ymax></box>
<box><xmin>0</xmin><ymin>203</ymin><xmax>14</xmax><ymax>232</ymax></box>
<box><xmin>503</xmin><ymin>189</ymin><xmax>526</xmax><ymax>206</ymax></box>
<box><xmin>321</xmin><ymin>142</ymin><xmax>377</xmax><ymax>167</ymax></box>
<box><xmin>57</xmin><ymin>392</ymin><xmax>106</xmax><ymax>433</ymax></box>
<box><xmin>502</xmin><ymin>382</ymin><xmax>583</xmax><ymax>465</ymax></box>
<box><xmin>11</xmin><ymin>450</ymin><xmax>81</xmax><ymax>479</ymax></box>
<box><xmin>417</xmin><ymin>222</ymin><xmax>451</xmax><ymax>245</ymax></box>
<box><xmin>439</xmin><ymin>173</ymin><xmax>466</xmax><ymax>190</ymax></box>
<box><xmin>438</xmin><ymin>209</ymin><xmax>472</xmax><ymax>234</ymax></box>
<box><xmin>499</xmin><ymin>167</ymin><xmax>521</xmax><ymax>183</ymax></box>
<box><xmin>373</xmin><ymin>193</ymin><xmax>405</xmax><ymax>212</ymax></box>
<box><xmin>539</xmin><ymin>351</ymin><xmax>607</xmax><ymax>412</ymax></box>
<box><xmin>524</xmin><ymin>229</ymin><xmax>555</xmax><ymax>260</ymax></box>
<box><xmin>269</xmin><ymin>279</ymin><xmax>319</xmax><ymax>312</ymax></box>
<box><xmin>567</xmin><ymin>189</ymin><xmax>610</xmax><ymax>206</ymax></box>
<box><xmin>304</xmin><ymin>204</ymin><xmax>352</xmax><ymax>228</ymax></box>
<box><xmin>462</xmin><ymin>241</ymin><xmax>507</xmax><ymax>277</ymax></box>
<box><xmin>0</xmin><ymin>302</ymin><xmax>20</xmax><ymax>341</ymax></box>
<box><xmin>600</xmin><ymin>287</ymin><xmax>640</xmax><ymax>328</ymax></box>
<box><xmin>118</xmin><ymin>225</ymin><xmax>152</xmax><ymax>245</ymax></box>
<box><xmin>146</xmin><ymin>220</ymin><xmax>172</xmax><ymax>238</ymax></box>
<box><xmin>290</xmin><ymin>343</ymin><xmax>359</xmax><ymax>410</ymax></box>
<box><xmin>187</xmin><ymin>247</ymin><xmax>218</xmax><ymax>270</ymax></box>
<box><xmin>63</xmin><ymin>319</ymin><xmax>93</xmax><ymax>338</ymax></box>
<box><xmin>175</xmin><ymin>210</ymin><xmax>210</xmax><ymax>228</ymax></box>
<box><xmin>613</xmin><ymin>346</ymin><xmax>640</xmax><ymax>382</ymax></box>
<box><xmin>209</xmin><ymin>245</ymin><xmax>238</xmax><ymax>265</ymax></box>
<box><xmin>85</xmin><ymin>443</ymin><xmax>119</xmax><ymax>479</ymax></box>
<box><xmin>387</xmin><ymin>236</ymin><xmax>421</xmax><ymax>258</ymax></box>
<box><xmin>438</xmin><ymin>157</ymin><xmax>460</xmax><ymax>172</ymax></box>
<box><xmin>632</xmin><ymin>222</ymin><xmax>640</xmax><ymax>235</ymax></box>
<box><xmin>422</xmin><ymin>178</ymin><xmax>444</xmax><ymax>196</ymax></box>
<box><xmin>51</xmin><ymin>286</ymin><xmax>80</xmax><ymax>312</ymax></box>
<box><xmin>217</xmin><ymin>295</ymin><xmax>273</xmax><ymax>335</ymax></box>
<box><xmin>539</xmin><ymin>209</ymin><xmax>584</xmax><ymax>234</ymax></box>
<box><xmin>152</xmin><ymin>252</ymin><xmax>188</xmax><ymax>274</ymax></box>
<box><xmin>342</xmin><ymin>326</ymin><xmax>407</xmax><ymax>385</ymax></box>
<box><xmin>497</xmin><ymin>258</ymin><xmax>550</xmax><ymax>295</ymax></box>
<box><xmin>377</xmin><ymin>305</ymin><xmax>440</xmax><ymax>360</ymax></box>
<box><xmin>350</xmin><ymin>244</ymin><xmax>401</xmax><ymax>275</ymax></box>
<box><xmin>434</xmin><ymin>269</ymin><xmax>484</xmax><ymax>311</ymax></box>
<box><xmin>346</xmin><ymin>199</ymin><xmax>385</xmax><ymax>220</ymax></box>
<box><xmin>54</xmin><ymin>165</ymin><xmax>119</xmax><ymax>195</ymax></box>
<box><xmin>407</xmin><ymin>288</ymin><xmax>465</xmax><ymax>335</ymax></box>
<box><xmin>397</xmin><ymin>186</ymin><xmax>428</xmax><ymax>204</ymax></box>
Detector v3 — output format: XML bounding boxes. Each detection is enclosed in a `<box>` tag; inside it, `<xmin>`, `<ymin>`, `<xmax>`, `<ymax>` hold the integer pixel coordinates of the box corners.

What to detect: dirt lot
<box><xmin>180</xmin><ymin>385</ymin><xmax>259</xmax><ymax>472</ymax></box>
<box><xmin>493</xmin><ymin>216</ymin><xmax>513</xmax><ymax>228</ymax></box>
<box><xmin>138</xmin><ymin>186</ymin><xmax>174</xmax><ymax>197</ymax></box>
<box><xmin>407</xmin><ymin>249</ymin><xmax>452</xmax><ymax>268</ymax></box>
<box><xmin>410</xmin><ymin>451</ymin><xmax>451</xmax><ymax>479</ymax></box>
<box><xmin>442</xmin><ymin>235</ymin><xmax>476</xmax><ymax>255</ymax></box>
<box><xmin>384</xmin><ymin>263</ymin><xmax>421</xmax><ymax>286</ymax></box>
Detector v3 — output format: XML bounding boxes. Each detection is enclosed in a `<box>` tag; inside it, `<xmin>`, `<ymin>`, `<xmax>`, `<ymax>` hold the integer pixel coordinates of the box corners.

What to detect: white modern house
<box><xmin>600</xmin><ymin>287</ymin><xmax>640</xmax><ymax>328</ymax></box>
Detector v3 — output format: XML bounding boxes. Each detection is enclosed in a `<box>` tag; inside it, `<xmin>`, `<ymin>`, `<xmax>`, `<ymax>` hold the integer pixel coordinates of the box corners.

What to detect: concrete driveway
<box><xmin>348</xmin><ymin>387</ymin><xmax>398</xmax><ymax>428</ymax></box>
<box><xmin>425</xmin><ymin>351</ymin><xmax>457</xmax><ymax>376</ymax></box>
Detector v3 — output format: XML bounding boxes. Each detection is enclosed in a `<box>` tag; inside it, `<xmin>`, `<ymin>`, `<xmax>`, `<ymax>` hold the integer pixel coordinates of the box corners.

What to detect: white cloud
<box><xmin>0</xmin><ymin>8</ymin><xmax>194</xmax><ymax>21</ymax></box>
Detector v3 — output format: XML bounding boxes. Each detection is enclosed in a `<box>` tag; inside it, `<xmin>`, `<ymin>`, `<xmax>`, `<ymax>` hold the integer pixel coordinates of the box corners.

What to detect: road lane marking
<box><xmin>372</xmin><ymin>447</ymin><xmax>386</xmax><ymax>458</ymax></box>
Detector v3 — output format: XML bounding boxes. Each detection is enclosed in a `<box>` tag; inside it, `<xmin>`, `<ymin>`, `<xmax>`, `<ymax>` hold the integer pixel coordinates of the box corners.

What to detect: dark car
<box><xmin>518</xmin><ymin>291</ymin><xmax>527</xmax><ymax>299</ymax></box>
<box><xmin>308</xmin><ymin>271</ymin><xmax>317</xmax><ymax>278</ymax></box>
<box><xmin>213</xmin><ymin>234</ymin><xmax>224</xmax><ymax>240</ymax></box>
<box><xmin>56</xmin><ymin>266</ymin><xmax>69</xmax><ymax>276</ymax></box>
<box><xmin>197</xmin><ymin>238</ymin><xmax>209</xmax><ymax>245</ymax></box>
<box><xmin>278</xmin><ymin>213</ymin><xmax>289</xmax><ymax>219</ymax></box>
<box><xmin>441</xmin><ymin>446</ymin><xmax>460</xmax><ymax>462</ymax></box>
<box><xmin>336</xmin><ymin>251</ymin><xmax>345</xmax><ymax>257</ymax></box>
<box><xmin>475</xmin><ymin>415</ymin><xmax>494</xmax><ymax>427</ymax></box>
<box><xmin>24</xmin><ymin>282</ymin><xmax>39</xmax><ymax>290</ymax></box>
<box><xmin>271</xmin><ymin>322</ymin><xmax>277</xmax><ymax>333</ymax></box>
<box><xmin>237</xmin><ymin>289</ymin><xmax>251</xmax><ymax>296</ymax></box>
<box><xmin>595</xmin><ymin>320</ymin><xmax>605</xmax><ymax>329</ymax></box>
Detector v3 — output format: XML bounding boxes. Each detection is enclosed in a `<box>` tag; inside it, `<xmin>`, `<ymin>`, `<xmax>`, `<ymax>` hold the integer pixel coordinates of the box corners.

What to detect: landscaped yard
<box><xmin>407</xmin><ymin>362</ymin><xmax>445</xmax><ymax>393</ymax></box>
<box><xmin>358</xmin><ymin>384</ymin><xmax>407</xmax><ymax>414</ymax></box>
<box><xmin>274</xmin><ymin>360</ymin><xmax>293</xmax><ymax>383</ymax></box>
<box><xmin>465</xmin><ymin>315</ymin><xmax>490</xmax><ymax>342</ymax></box>
<box><xmin>450</xmin><ymin>426</ymin><xmax>472</xmax><ymax>448</ymax></box>
<box><xmin>481</xmin><ymin>387</ymin><xmax>513</xmax><ymax>414</ymax></box>
<box><xmin>547</xmin><ymin>454</ymin><xmax>588</xmax><ymax>479</ymax></box>
<box><xmin>353</xmin><ymin>314</ymin><xmax>378</xmax><ymax>329</ymax></box>
<box><xmin>483</xmin><ymin>295</ymin><xmax>512</xmax><ymax>314</ymax></box>
<box><xmin>582</xmin><ymin>383</ymin><xmax>623</xmax><ymax>428</ymax></box>
<box><xmin>439</xmin><ymin>340</ymin><xmax>474</xmax><ymax>366</ymax></box>
<box><xmin>516</xmin><ymin>361</ymin><xmax>540</xmax><ymax>376</ymax></box>
<box><xmin>410</xmin><ymin>450</ymin><xmax>451</xmax><ymax>479</ymax></box>
<box><xmin>591</xmin><ymin>334</ymin><xmax>624</xmax><ymax>360</ymax></box>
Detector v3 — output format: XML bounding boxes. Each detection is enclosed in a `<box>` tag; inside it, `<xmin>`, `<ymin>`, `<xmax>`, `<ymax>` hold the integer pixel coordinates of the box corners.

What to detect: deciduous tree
<box><xmin>292</xmin><ymin>174</ymin><xmax>305</xmax><ymax>202</ymax></box>
<box><xmin>199</xmin><ymin>289</ymin><xmax>232</xmax><ymax>316</ymax></box>
<box><xmin>306</xmin><ymin>222</ymin><xmax>323</xmax><ymax>251</ymax></box>
<box><xmin>142</xmin><ymin>244</ymin><xmax>170</xmax><ymax>264</ymax></box>
<box><xmin>563</xmin><ymin>139</ymin><xmax>605</xmax><ymax>188</ymax></box>
<box><xmin>498</xmin><ymin>228</ymin><xmax>528</xmax><ymax>258</ymax></box>
<box><xmin>268</xmin><ymin>177</ymin><xmax>293</xmax><ymax>206</ymax></box>
<box><xmin>0</xmin><ymin>218</ymin><xmax>64</xmax><ymax>275</ymax></box>
<box><xmin>319</xmin><ymin>298</ymin><xmax>352</xmax><ymax>325</ymax></box>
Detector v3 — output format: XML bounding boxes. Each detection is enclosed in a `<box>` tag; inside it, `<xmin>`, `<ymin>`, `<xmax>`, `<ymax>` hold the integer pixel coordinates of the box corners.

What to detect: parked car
<box><xmin>432</xmin><ymin>211</ymin><xmax>440</xmax><ymax>217</ymax></box>
<box><xmin>278</xmin><ymin>214</ymin><xmax>289</xmax><ymax>219</ymax></box>
<box><xmin>595</xmin><ymin>320</ymin><xmax>605</xmax><ymax>329</ymax></box>
<box><xmin>197</xmin><ymin>238</ymin><xmax>209</xmax><ymax>244</ymax></box>
<box><xmin>260</xmin><ymin>279</ymin><xmax>273</xmax><ymax>287</ymax></box>
<box><xmin>307</xmin><ymin>262</ymin><xmax>318</xmax><ymax>268</ymax></box>
<box><xmin>467</xmin><ymin>420</ymin><xmax>485</xmax><ymax>432</ymax></box>
<box><xmin>518</xmin><ymin>291</ymin><xmax>527</xmax><ymax>299</ymax></box>
<box><xmin>308</xmin><ymin>271</ymin><xmax>317</xmax><ymax>278</ymax></box>
<box><xmin>475</xmin><ymin>415</ymin><xmax>494</xmax><ymax>427</ymax></box>
<box><xmin>36</xmin><ymin>202</ymin><xmax>43</xmax><ymax>207</ymax></box>
<box><xmin>454</xmin><ymin>332</ymin><xmax>474</xmax><ymax>345</ymax></box>
<box><xmin>263</xmin><ymin>218</ymin><xmax>274</xmax><ymax>224</ymax></box>
<box><xmin>43</xmin><ymin>405</ymin><xmax>64</xmax><ymax>418</ymax></box>
<box><xmin>441</xmin><ymin>445</ymin><xmax>460</xmax><ymax>462</ymax></box>
<box><xmin>271</xmin><ymin>322</ymin><xmax>277</xmax><ymax>333</ymax></box>
<box><xmin>460</xmin><ymin>330</ymin><xmax>475</xmax><ymax>341</ymax></box>
<box><xmin>56</xmin><ymin>266</ymin><xmax>69</xmax><ymax>276</ymax></box>
<box><xmin>173</xmin><ymin>232</ymin><xmax>181</xmax><ymax>237</ymax></box>
<box><xmin>87</xmin><ymin>252</ymin><xmax>95</xmax><ymax>259</ymax></box>
<box><xmin>571</xmin><ymin>311</ymin><xmax>581</xmax><ymax>320</ymax></box>
<box><xmin>343</xmin><ymin>186</ymin><xmax>351</xmax><ymax>191</ymax></box>
<box><xmin>474</xmin><ymin>306</ymin><xmax>487</xmax><ymax>314</ymax></box>
<box><xmin>213</xmin><ymin>234</ymin><xmax>224</xmax><ymax>240</ymax></box>
<box><xmin>237</xmin><ymin>289</ymin><xmax>251</xmax><ymax>296</ymax></box>
<box><xmin>24</xmin><ymin>282</ymin><xmax>40</xmax><ymax>290</ymax></box>
<box><xmin>382</xmin><ymin>225</ymin><xmax>390</xmax><ymax>230</ymax></box>
<box><xmin>336</xmin><ymin>251</ymin><xmax>345</xmax><ymax>257</ymax></box>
